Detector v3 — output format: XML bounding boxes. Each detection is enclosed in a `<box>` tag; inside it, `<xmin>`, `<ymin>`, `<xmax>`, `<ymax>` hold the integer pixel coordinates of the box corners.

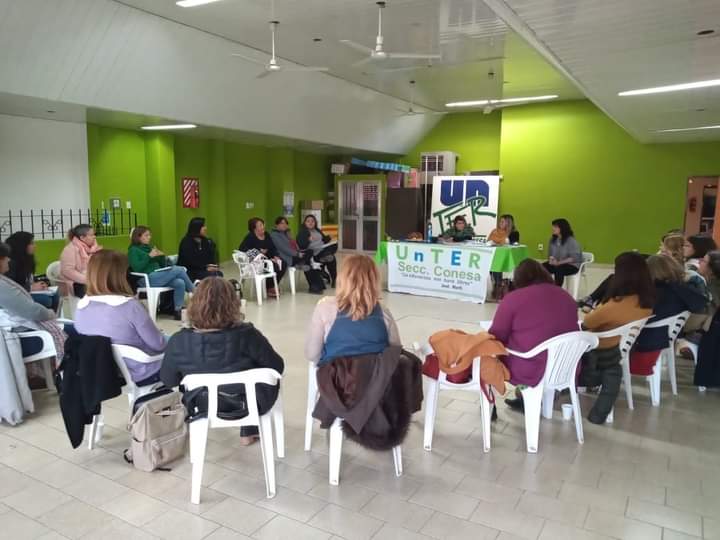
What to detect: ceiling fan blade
<box><xmin>256</xmin><ymin>69</ymin><xmax>273</xmax><ymax>79</ymax></box>
<box><xmin>232</xmin><ymin>53</ymin><xmax>268</xmax><ymax>66</ymax></box>
<box><xmin>281</xmin><ymin>66</ymin><xmax>330</xmax><ymax>72</ymax></box>
<box><xmin>352</xmin><ymin>57</ymin><xmax>373</xmax><ymax>67</ymax></box>
<box><xmin>386</xmin><ymin>52</ymin><xmax>442</xmax><ymax>60</ymax></box>
<box><xmin>340</xmin><ymin>40</ymin><xmax>374</xmax><ymax>55</ymax></box>
<box><xmin>382</xmin><ymin>64</ymin><xmax>431</xmax><ymax>73</ymax></box>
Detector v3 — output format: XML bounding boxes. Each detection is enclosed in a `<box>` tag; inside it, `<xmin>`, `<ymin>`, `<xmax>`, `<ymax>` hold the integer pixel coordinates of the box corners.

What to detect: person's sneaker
<box><xmin>505</xmin><ymin>397</ymin><xmax>524</xmax><ymax>413</ymax></box>
<box><xmin>577</xmin><ymin>296</ymin><xmax>594</xmax><ymax>312</ymax></box>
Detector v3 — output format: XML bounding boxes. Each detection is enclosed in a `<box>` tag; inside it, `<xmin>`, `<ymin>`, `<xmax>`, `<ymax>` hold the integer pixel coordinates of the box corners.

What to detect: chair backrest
<box><xmin>130</xmin><ymin>272</ymin><xmax>151</xmax><ymax>288</ymax></box>
<box><xmin>582</xmin><ymin>252</ymin><xmax>594</xmax><ymax>265</ymax></box>
<box><xmin>182</xmin><ymin>368</ymin><xmax>282</xmax><ymax>428</ymax></box>
<box><xmin>644</xmin><ymin>311</ymin><xmax>691</xmax><ymax>342</ymax></box>
<box><xmin>111</xmin><ymin>344</ymin><xmax>162</xmax><ymax>391</ymax></box>
<box><xmin>46</xmin><ymin>261</ymin><xmax>64</xmax><ymax>284</ymax></box>
<box><xmin>593</xmin><ymin>317</ymin><xmax>650</xmax><ymax>357</ymax></box>
<box><xmin>412</xmin><ymin>341</ymin><xmax>481</xmax><ymax>390</ymax></box>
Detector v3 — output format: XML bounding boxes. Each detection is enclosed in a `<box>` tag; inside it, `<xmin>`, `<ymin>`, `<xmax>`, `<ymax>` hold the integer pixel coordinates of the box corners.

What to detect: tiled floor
<box><xmin>1</xmin><ymin>263</ymin><xmax>719</xmax><ymax>540</ymax></box>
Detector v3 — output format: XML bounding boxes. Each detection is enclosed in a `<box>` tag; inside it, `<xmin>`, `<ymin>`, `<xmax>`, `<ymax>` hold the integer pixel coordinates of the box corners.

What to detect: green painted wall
<box><xmin>34</xmin><ymin>235</ymin><xmax>131</xmax><ymax>276</ymax></box>
<box><xmin>294</xmin><ymin>151</ymin><xmax>331</xmax><ymax>231</ymax></box>
<box><xmin>174</xmin><ymin>136</ymin><xmax>212</xmax><ymax>251</ymax></box>
<box><xmin>499</xmin><ymin>100</ymin><xmax>720</xmax><ymax>263</ymax></box>
<box><xmin>403</xmin><ymin>111</ymin><xmax>502</xmax><ymax>173</ymax></box>
<box><xmin>87</xmin><ymin>125</ymin><xmax>148</xmax><ymax>226</ymax></box>
<box><xmin>145</xmin><ymin>133</ymin><xmax>177</xmax><ymax>252</ymax></box>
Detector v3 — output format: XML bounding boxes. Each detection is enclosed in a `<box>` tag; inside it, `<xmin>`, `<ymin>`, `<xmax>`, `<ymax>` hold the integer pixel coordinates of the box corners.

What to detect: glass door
<box><xmin>339</xmin><ymin>181</ymin><xmax>382</xmax><ymax>252</ymax></box>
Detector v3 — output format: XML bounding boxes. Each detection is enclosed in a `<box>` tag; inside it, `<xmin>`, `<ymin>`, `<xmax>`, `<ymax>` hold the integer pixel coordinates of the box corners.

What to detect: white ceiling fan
<box><xmin>232</xmin><ymin>21</ymin><xmax>330</xmax><ymax>78</ymax></box>
<box><xmin>341</xmin><ymin>1</ymin><xmax>442</xmax><ymax>66</ymax></box>
<box><xmin>396</xmin><ymin>81</ymin><xmax>446</xmax><ymax>117</ymax></box>
<box><xmin>382</xmin><ymin>55</ymin><xmax>505</xmax><ymax>73</ymax></box>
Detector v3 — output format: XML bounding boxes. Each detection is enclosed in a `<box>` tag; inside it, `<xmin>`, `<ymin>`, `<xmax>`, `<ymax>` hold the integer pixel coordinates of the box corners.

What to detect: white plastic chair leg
<box><xmin>271</xmin><ymin>393</ymin><xmax>285</xmax><ymax>459</ymax></box>
<box><xmin>258</xmin><ymin>414</ymin><xmax>276</xmax><ymax>498</ymax></box>
<box><xmin>328</xmin><ymin>418</ymin><xmax>343</xmax><ymax>485</ymax></box>
<box><xmin>146</xmin><ymin>291</ymin><xmax>160</xmax><ymax>323</ymax></box>
<box><xmin>621</xmin><ymin>357</ymin><xmax>634</xmax><ymax>409</ymax></box>
<box><xmin>255</xmin><ymin>277</ymin><xmax>264</xmax><ymax>306</ymax></box>
<box><xmin>272</xmin><ymin>275</ymin><xmax>279</xmax><ymax>297</ymax></box>
<box><xmin>423</xmin><ymin>377</ymin><xmax>440</xmax><ymax>451</ymax></box>
<box><xmin>666</xmin><ymin>347</ymin><xmax>678</xmax><ymax>395</ymax></box>
<box><xmin>478</xmin><ymin>390</ymin><xmax>492</xmax><ymax>453</ymax></box>
<box><xmin>541</xmin><ymin>389</ymin><xmax>555</xmax><ymax>419</ymax></box>
<box><xmin>520</xmin><ymin>384</ymin><xmax>544</xmax><ymax>453</ymax></box>
<box><xmin>648</xmin><ymin>359</ymin><xmax>661</xmax><ymax>406</ymax></box>
<box><xmin>568</xmin><ymin>387</ymin><xmax>584</xmax><ymax>444</ymax></box>
<box><xmin>304</xmin><ymin>363</ymin><xmax>317</xmax><ymax>451</ymax></box>
<box><xmin>41</xmin><ymin>358</ymin><xmax>54</xmax><ymax>391</ymax></box>
<box><xmin>392</xmin><ymin>445</ymin><xmax>403</xmax><ymax>476</ymax></box>
<box><xmin>87</xmin><ymin>414</ymin><xmax>102</xmax><ymax>450</ymax></box>
<box><xmin>289</xmin><ymin>268</ymin><xmax>296</xmax><ymax>295</ymax></box>
<box><xmin>606</xmin><ymin>407</ymin><xmax>614</xmax><ymax>424</ymax></box>
<box><xmin>190</xmin><ymin>418</ymin><xmax>209</xmax><ymax>504</ymax></box>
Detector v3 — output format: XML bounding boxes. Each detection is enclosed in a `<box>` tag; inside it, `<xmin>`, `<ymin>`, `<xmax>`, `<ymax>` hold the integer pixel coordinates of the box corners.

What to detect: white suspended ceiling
<box><xmin>483</xmin><ymin>0</ymin><xmax>720</xmax><ymax>142</ymax></box>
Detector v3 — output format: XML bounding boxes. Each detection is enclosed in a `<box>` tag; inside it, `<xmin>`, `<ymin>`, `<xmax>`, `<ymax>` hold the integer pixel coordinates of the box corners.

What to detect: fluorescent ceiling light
<box><xmin>176</xmin><ymin>0</ymin><xmax>223</xmax><ymax>7</ymax></box>
<box><xmin>445</xmin><ymin>100</ymin><xmax>490</xmax><ymax>108</ymax></box>
<box><xmin>619</xmin><ymin>79</ymin><xmax>720</xmax><ymax>96</ymax></box>
<box><xmin>141</xmin><ymin>124</ymin><xmax>197</xmax><ymax>130</ymax></box>
<box><xmin>445</xmin><ymin>95</ymin><xmax>558</xmax><ymax>108</ymax></box>
<box><xmin>655</xmin><ymin>124</ymin><xmax>720</xmax><ymax>133</ymax></box>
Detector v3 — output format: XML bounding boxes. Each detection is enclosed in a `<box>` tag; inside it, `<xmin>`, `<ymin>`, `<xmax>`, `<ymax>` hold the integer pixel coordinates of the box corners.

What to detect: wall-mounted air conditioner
<box><xmin>419</xmin><ymin>151</ymin><xmax>458</xmax><ymax>183</ymax></box>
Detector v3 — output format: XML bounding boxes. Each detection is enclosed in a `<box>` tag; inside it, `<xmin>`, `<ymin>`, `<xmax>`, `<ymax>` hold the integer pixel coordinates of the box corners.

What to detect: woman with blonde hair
<box><xmin>660</xmin><ymin>234</ymin><xmax>685</xmax><ymax>267</ymax></box>
<box><xmin>305</xmin><ymin>254</ymin><xmax>401</xmax><ymax>366</ymax></box>
<box><xmin>74</xmin><ymin>250</ymin><xmax>166</xmax><ymax>385</ymax></box>
<box><xmin>161</xmin><ymin>277</ymin><xmax>284</xmax><ymax>445</ymax></box>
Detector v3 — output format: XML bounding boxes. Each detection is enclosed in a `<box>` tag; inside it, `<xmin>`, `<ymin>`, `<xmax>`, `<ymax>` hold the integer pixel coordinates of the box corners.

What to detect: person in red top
<box><xmin>489</xmin><ymin>259</ymin><xmax>579</xmax><ymax>412</ymax></box>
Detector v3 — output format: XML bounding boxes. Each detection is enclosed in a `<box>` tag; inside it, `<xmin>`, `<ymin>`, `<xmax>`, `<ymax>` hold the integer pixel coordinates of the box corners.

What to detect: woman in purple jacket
<box><xmin>489</xmin><ymin>259</ymin><xmax>579</xmax><ymax>411</ymax></box>
<box><xmin>74</xmin><ymin>250</ymin><xmax>166</xmax><ymax>385</ymax></box>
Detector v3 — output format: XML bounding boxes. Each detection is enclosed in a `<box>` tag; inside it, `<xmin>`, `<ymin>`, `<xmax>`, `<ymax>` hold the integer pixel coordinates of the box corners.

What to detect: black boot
<box><xmin>505</xmin><ymin>396</ymin><xmax>524</xmax><ymax>413</ymax></box>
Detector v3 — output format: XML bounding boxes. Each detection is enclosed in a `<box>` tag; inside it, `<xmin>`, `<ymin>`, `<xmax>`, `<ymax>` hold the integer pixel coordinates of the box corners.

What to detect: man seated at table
<box><xmin>441</xmin><ymin>215</ymin><xmax>475</xmax><ymax>242</ymax></box>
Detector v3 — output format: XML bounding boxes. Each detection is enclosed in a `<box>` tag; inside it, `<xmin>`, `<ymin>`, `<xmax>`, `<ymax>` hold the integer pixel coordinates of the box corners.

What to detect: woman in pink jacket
<box><xmin>60</xmin><ymin>224</ymin><xmax>102</xmax><ymax>297</ymax></box>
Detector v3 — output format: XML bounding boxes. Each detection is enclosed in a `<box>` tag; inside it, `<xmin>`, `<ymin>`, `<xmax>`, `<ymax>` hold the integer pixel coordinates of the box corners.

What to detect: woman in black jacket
<box><xmin>177</xmin><ymin>217</ymin><xmax>222</xmax><ymax>282</ymax></box>
<box><xmin>297</xmin><ymin>214</ymin><xmax>337</xmax><ymax>287</ymax></box>
<box><xmin>160</xmin><ymin>278</ymin><xmax>284</xmax><ymax>445</ymax></box>
<box><xmin>238</xmin><ymin>217</ymin><xmax>285</xmax><ymax>297</ymax></box>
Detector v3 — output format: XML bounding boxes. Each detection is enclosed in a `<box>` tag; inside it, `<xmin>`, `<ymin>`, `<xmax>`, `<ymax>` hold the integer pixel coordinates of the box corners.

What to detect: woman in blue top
<box><xmin>305</xmin><ymin>254</ymin><xmax>401</xmax><ymax>366</ymax></box>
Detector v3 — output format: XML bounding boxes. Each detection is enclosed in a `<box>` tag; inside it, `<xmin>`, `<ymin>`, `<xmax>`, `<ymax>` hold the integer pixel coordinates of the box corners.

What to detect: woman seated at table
<box><xmin>60</xmin><ymin>224</ymin><xmax>102</xmax><ymax>298</ymax></box>
<box><xmin>542</xmin><ymin>218</ymin><xmax>582</xmax><ymax>287</ymax></box>
<box><xmin>177</xmin><ymin>217</ymin><xmax>223</xmax><ymax>282</ymax></box>
<box><xmin>488</xmin><ymin>215</ymin><xmax>520</xmax><ymax>297</ymax></box>
<box><xmin>128</xmin><ymin>226</ymin><xmax>195</xmax><ymax>320</ymax></box>
<box><xmin>239</xmin><ymin>217</ymin><xmax>286</xmax><ymax>298</ymax></box>
<box><xmin>305</xmin><ymin>254</ymin><xmax>401</xmax><ymax>366</ymax></box>
<box><xmin>633</xmin><ymin>255</ymin><xmax>707</xmax><ymax>358</ymax></box>
<box><xmin>74</xmin><ymin>250</ymin><xmax>166</xmax><ymax>385</ymax></box>
<box><xmin>161</xmin><ymin>277</ymin><xmax>284</xmax><ymax>446</ymax></box>
<box><xmin>441</xmin><ymin>215</ymin><xmax>475</xmax><ymax>243</ymax></box>
<box><xmin>489</xmin><ymin>259</ymin><xmax>578</xmax><ymax>413</ymax></box>
<box><xmin>684</xmin><ymin>235</ymin><xmax>717</xmax><ymax>273</ymax></box>
<box><xmin>297</xmin><ymin>214</ymin><xmax>337</xmax><ymax>288</ymax></box>
<box><xmin>580</xmin><ymin>252</ymin><xmax>655</xmax><ymax>423</ymax></box>
<box><xmin>5</xmin><ymin>231</ymin><xmax>58</xmax><ymax>312</ymax></box>
<box><xmin>0</xmin><ymin>242</ymin><xmax>67</xmax><ymax>360</ymax></box>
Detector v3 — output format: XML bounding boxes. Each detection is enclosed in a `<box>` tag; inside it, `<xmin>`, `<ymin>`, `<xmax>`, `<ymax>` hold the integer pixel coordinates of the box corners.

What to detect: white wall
<box><xmin>0</xmin><ymin>114</ymin><xmax>89</xmax><ymax>237</ymax></box>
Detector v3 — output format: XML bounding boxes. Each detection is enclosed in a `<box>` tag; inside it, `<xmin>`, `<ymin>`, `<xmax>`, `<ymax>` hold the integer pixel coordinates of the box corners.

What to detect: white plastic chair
<box><xmin>506</xmin><ymin>331</ymin><xmax>599</xmax><ymax>453</ymax></box>
<box><xmin>676</xmin><ymin>338</ymin><xmax>705</xmax><ymax>392</ymax></box>
<box><xmin>232</xmin><ymin>251</ymin><xmax>279</xmax><ymax>306</ymax></box>
<box><xmin>592</xmin><ymin>317</ymin><xmax>650</xmax><ymax>410</ymax></box>
<box><xmin>131</xmin><ymin>272</ymin><xmax>174</xmax><ymax>323</ymax></box>
<box><xmin>46</xmin><ymin>261</ymin><xmax>76</xmax><ymax>318</ymax></box>
<box><xmin>182</xmin><ymin>369</ymin><xmax>283</xmax><ymax>503</ymax></box>
<box><xmin>565</xmin><ymin>252</ymin><xmax>594</xmax><ymax>300</ymax></box>
<box><xmin>303</xmin><ymin>361</ymin><xmax>402</xmax><ymax>485</ymax></box>
<box><xmin>18</xmin><ymin>330</ymin><xmax>56</xmax><ymax>391</ymax></box>
<box><xmin>413</xmin><ymin>342</ymin><xmax>491</xmax><ymax>453</ymax></box>
<box><xmin>87</xmin><ymin>344</ymin><xmax>163</xmax><ymax>450</ymax></box>
<box><xmin>643</xmin><ymin>311</ymin><xmax>690</xmax><ymax>405</ymax></box>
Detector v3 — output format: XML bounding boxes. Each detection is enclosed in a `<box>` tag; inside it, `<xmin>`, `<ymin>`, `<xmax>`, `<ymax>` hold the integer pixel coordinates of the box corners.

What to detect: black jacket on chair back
<box><xmin>58</xmin><ymin>334</ymin><xmax>124</xmax><ymax>448</ymax></box>
<box><xmin>160</xmin><ymin>324</ymin><xmax>284</xmax><ymax>421</ymax></box>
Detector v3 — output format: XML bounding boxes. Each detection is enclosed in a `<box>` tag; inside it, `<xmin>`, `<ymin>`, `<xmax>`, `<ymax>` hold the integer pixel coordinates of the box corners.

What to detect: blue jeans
<box><xmin>148</xmin><ymin>266</ymin><xmax>195</xmax><ymax>310</ymax></box>
<box><xmin>31</xmin><ymin>292</ymin><xmax>59</xmax><ymax>312</ymax></box>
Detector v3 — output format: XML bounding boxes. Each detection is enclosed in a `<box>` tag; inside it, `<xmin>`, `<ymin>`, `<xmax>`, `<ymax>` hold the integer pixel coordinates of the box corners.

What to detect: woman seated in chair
<box><xmin>580</xmin><ymin>252</ymin><xmax>655</xmax><ymax>423</ymax></box>
<box><xmin>488</xmin><ymin>259</ymin><xmax>578</xmax><ymax>414</ymax></box>
<box><xmin>5</xmin><ymin>232</ymin><xmax>59</xmax><ymax>312</ymax></box>
<box><xmin>487</xmin><ymin>214</ymin><xmax>520</xmax><ymax>299</ymax></box>
<box><xmin>270</xmin><ymin>217</ymin><xmax>325</xmax><ymax>294</ymax></box>
<box><xmin>60</xmin><ymin>224</ymin><xmax>102</xmax><ymax>298</ymax></box>
<box><xmin>239</xmin><ymin>217</ymin><xmax>286</xmax><ymax>298</ymax></box>
<box><xmin>74</xmin><ymin>250</ymin><xmax>166</xmax><ymax>385</ymax></box>
<box><xmin>0</xmin><ymin>242</ymin><xmax>67</xmax><ymax>361</ymax></box>
<box><xmin>161</xmin><ymin>278</ymin><xmax>284</xmax><ymax>446</ymax></box>
<box><xmin>305</xmin><ymin>254</ymin><xmax>401</xmax><ymax>366</ymax></box>
<box><xmin>633</xmin><ymin>255</ymin><xmax>707</xmax><ymax>359</ymax></box>
<box><xmin>177</xmin><ymin>217</ymin><xmax>223</xmax><ymax>282</ymax></box>
<box><xmin>128</xmin><ymin>226</ymin><xmax>195</xmax><ymax>320</ymax></box>
<box><xmin>297</xmin><ymin>214</ymin><xmax>337</xmax><ymax>288</ymax></box>
<box><xmin>694</xmin><ymin>251</ymin><xmax>720</xmax><ymax>389</ymax></box>
<box><xmin>542</xmin><ymin>218</ymin><xmax>582</xmax><ymax>287</ymax></box>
